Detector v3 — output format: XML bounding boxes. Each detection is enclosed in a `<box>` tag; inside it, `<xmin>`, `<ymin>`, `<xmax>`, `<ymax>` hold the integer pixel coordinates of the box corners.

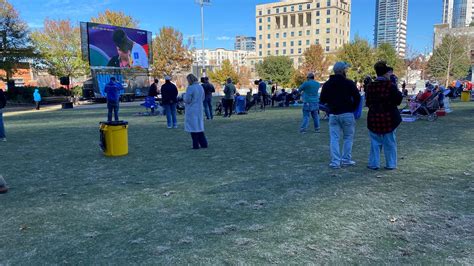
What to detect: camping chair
<box><xmin>140</xmin><ymin>96</ymin><xmax>157</xmax><ymax>115</ymax></box>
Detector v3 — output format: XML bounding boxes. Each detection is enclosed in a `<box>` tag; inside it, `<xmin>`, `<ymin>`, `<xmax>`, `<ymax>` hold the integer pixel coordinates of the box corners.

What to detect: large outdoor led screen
<box><xmin>87</xmin><ymin>23</ymin><xmax>150</xmax><ymax>69</ymax></box>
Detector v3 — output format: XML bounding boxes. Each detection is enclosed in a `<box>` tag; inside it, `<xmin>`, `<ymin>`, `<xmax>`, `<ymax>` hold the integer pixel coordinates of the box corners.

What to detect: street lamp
<box><xmin>195</xmin><ymin>0</ymin><xmax>211</xmax><ymax>77</ymax></box>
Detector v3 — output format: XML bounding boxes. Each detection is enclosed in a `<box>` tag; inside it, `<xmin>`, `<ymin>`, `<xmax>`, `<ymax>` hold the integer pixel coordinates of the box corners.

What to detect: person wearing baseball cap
<box><xmin>365</xmin><ymin>61</ymin><xmax>403</xmax><ymax>170</ymax></box>
<box><xmin>161</xmin><ymin>75</ymin><xmax>179</xmax><ymax>128</ymax></box>
<box><xmin>320</xmin><ymin>61</ymin><xmax>361</xmax><ymax>169</ymax></box>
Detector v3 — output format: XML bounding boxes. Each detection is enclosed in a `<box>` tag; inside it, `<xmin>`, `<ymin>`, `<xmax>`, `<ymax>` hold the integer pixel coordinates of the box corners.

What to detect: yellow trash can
<box><xmin>99</xmin><ymin>121</ymin><xmax>128</xmax><ymax>156</ymax></box>
<box><xmin>461</xmin><ymin>91</ymin><xmax>471</xmax><ymax>102</ymax></box>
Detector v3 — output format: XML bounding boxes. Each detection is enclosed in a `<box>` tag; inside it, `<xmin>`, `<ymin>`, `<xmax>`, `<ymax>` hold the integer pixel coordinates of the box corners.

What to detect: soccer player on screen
<box><xmin>107</xmin><ymin>29</ymin><xmax>149</xmax><ymax>68</ymax></box>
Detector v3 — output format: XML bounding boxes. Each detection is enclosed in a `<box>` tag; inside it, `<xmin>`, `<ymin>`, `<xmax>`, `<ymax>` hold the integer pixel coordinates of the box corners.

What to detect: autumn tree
<box><xmin>237</xmin><ymin>66</ymin><xmax>252</xmax><ymax>87</ymax></box>
<box><xmin>207</xmin><ymin>59</ymin><xmax>239</xmax><ymax>85</ymax></box>
<box><xmin>337</xmin><ymin>37</ymin><xmax>375</xmax><ymax>82</ymax></box>
<box><xmin>0</xmin><ymin>0</ymin><xmax>36</xmax><ymax>84</ymax></box>
<box><xmin>428</xmin><ymin>34</ymin><xmax>471</xmax><ymax>87</ymax></box>
<box><xmin>289</xmin><ymin>69</ymin><xmax>306</xmax><ymax>88</ymax></box>
<box><xmin>151</xmin><ymin>27</ymin><xmax>192</xmax><ymax>78</ymax></box>
<box><xmin>301</xmin><ymin>44</ymin><xmax>332</xmax><ymax>80</ymax></box>
<box><xmin>31</xmin><ymin>19</ymin><xmax>88</xmax><ymax>80</ymax></box>
<box><xmin>91</xmin><ymin>9</ymin><xmax>139</xmax><ymax>28</ymax></box>
<box><xmin>256</xmin><ymin>56</ymin><xmax>294</xmax><ymax>87</ymax></box>
<box><xmin>375</xmin><ymin>43</ymin><xmax>404</xmax><ymax>75</ymax></box>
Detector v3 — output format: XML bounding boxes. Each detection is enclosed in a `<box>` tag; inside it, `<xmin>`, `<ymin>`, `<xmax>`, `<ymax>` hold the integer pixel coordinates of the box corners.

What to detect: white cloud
<box><xmin>216</xmin><ymin>36</ymin><xmax>234</xmax><ymax>41</ymax></box>
<box><xmin>27</xmin><ymin>22</ymin><xmax>43</xmax><ymax>29</ymax></box>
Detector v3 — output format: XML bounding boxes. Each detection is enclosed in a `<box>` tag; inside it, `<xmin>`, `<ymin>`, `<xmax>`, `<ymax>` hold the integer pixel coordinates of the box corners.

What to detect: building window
<box><xmin>315</xmin><ymin>39</ymin><xmax>319</xmax><ymax>44</ymax></box>
<box><xmin>276</xmin><ymin>42</ymin><xmax>279</xmax><ymax>48</ymax></box>
<box><xmin>283</xmin><ymin>49</ymin><xmax>287</xmax><ymax>55</ymax></box>
<box><xmin>276</xmin><ymin>8</ymin><xmax>279</xmax><ymax>13</ymax></box>
<box><xmin>326</xmin><ymin>28</ymin><xmax>330</xmax><ymax>33</ymax></box>
<box><xmin>307</xmin><ymin>3</ymin><xmax>311</xmax><ymax>9</ymax></box>
<box><xmin>267</xmin><ymin>43</ymin><xmax>271</xmax><ymax>48</ymax></box>
<box><xmin>259</xmin><ymin>26</ymin><xmax>262</xmax><ymax>31</ymax></box>
<box><xmin>299</xmin><ymin>4</ymin><xmax>302</xmax><ymax>11</ymax></box>
<box><xmin>259</xmin><ymin>51</ymin><xmax>262</xmax><ymax>56</ymax></box>
<box><xmin>276</xmin><ymin>33</ymin><xmax>279</xmax><ymax>38</ymax></box>
<box><xmin>290</xmin><ymin>49</ymin><xmax>294</xmax><ymax>54</ymax></box>
<box><xmin>316</xmin><ymin>29</ymin><xmax>320</xmax><ymax>34</ymax></box>
<box><xmin>267</xmin><ymin>34</ymin><xmax>271</xmax><ymax>39</ymax></box>
<box><xmin>259</xmin><ymin>18</ymin><xmax>262</xmax><ymax>23</ymax></box>
<box><xmin>291</xmin><ymin>32</ymin><xmax>294</xmax><ymax>37</ymax></box>
<box><xmin>306</xmin><ymin>30</ymin><xmax>310</xmax><ymax>35</ymax></box>
<box><xmin>298</xmin><ymin>31</ymin><xmax>302</xmax><ymax>36</ymax></box>
<box><xmin>326</xmin><ymin>46</ymin><xmax>330</xmax><ymax>52</ymax></box>
<box><xmin>267</xmin><ymin>17</ymin><xmax>270</xmax><ymax>22</ymax></box>
<box><xmin>298</xmin><ymin>40</ymin><xmax>302</xmax><ymax>46</ymax></box>
<box><xmin>326</xmin><ymin>18</ymin><xmax>330</xmax><ymax>23</ymax></box>
<box><xmin>290</xmin><ymin>41</ymin><xmax>294</xmax><ymax>46</ymax></box>
<box><xmin>327</xmin><ymin>0</ymin><xmax>331</xmax><ymax>6</ymax></box>
<box><xmin>259</xmin><ymin>44</ymin><xmax>262</xmax><ymax>49</ymax></box>
<box><xmin>267</xmin><ymin>25</ymin><xmax>270</xmax><ymax>30</ymax></box>
<box><xmin>259</xmin><ymin>10</ymin><xmax>262</xmax><ymax>16</ymax></box>
<box><xmin>276</xmin><ymin>50</ymin><xmax>279</xmax><ymax>55</ymax></box>
<box><xmin>267</xmin><ymin>9</ymin><xmax>270</xmax><ymax>15</ymax></box>
<box><xmin>306</xmin><ymin>40</ymin><xmax>310</xmax><ymax>45</ymax></box>
<box><xmin>291</xmin><ymin>6</ymin><xmax>294</xmax><ymax>11</ymax></box>
<box><xmin>317</xmin><ymin>3</ymin><xmax>320</xmax><ymax>8</ymax></box>
<box><xmin>267</xmin><ymin>51</ymin><xmax>271</xmax><ymax>55</ymax></box>
<box><xmin>326</xmin><ymin>38</ymin><xmax>330</xmax><ymax>44</ymax></box>
<box><xmin>316</xmin><ymin>11</ymin><xmax>320</xmax><ymax>16</ymax></box>
<box><xmin>316</xmin><ymin>19</ymin><xmax>320</xmax><ymax>24</ymax></box>
<box><xmin>283</xmin><ymin>7</ymin><xmax>287</xmax><ymax>12</ymax></box>
<box><xmin>327</xmin><ymin>9</ymin><xmax>331</xmax><ymax>15</ymax></box>
<box><xmin>283</xmin><ymin>41</ymin><xmax>287</xmax><ymax>47</ymax></box>
<box><xmin>298</xmin><ymin>48</ymin><xmax>302</xmax><ymax>54</ymax></box>
<box><xmin>283</xmin><ymin>32</ymin><xmax>287</xmax><ymax>38</ymax></box>
<box><xmin>259</xmin><ymin>35</ymin><xmax>262</xmax><ymax>40</ymax></box>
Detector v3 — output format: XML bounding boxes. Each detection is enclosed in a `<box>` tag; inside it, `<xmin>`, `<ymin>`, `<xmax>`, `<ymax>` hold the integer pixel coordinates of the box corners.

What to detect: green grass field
<box><xmin>1</xmin><ymin>102</ymin><xmax>473</xmax><ymax>264</ymax></box>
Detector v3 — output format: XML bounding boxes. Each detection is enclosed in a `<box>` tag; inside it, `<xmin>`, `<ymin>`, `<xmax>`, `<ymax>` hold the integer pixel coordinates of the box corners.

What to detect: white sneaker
<box><xmin>0</xmin><ymin>138</ymin><xmax>6</xmax><ymax>142</ymax></box>
<box><xmin>342</xmin><ymin>160</ymin><xmax>356</xmax><ymax>167</ymax></box>
<box><xmin>173</xmin><ymin>125</ymin><xmax>178</xmax><ymax>129</ymax></box>
<box><xmin>329</xmin><ymin>163</ymin><xmax>341</xmax><ymax>169</ymax></box>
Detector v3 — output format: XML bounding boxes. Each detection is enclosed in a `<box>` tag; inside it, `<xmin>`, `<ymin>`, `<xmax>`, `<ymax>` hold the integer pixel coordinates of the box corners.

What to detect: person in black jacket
<box><xmin>161</xmin><ymin>76</ymin><xmax>179</xmax><ymax>128</ymax></box>
<box><xmin>320</xmin><ymin>62</ymin><xmax>361</xmax><ymax>169</ymax></box>
<box><xmin>201</xmin><ymin>77</ymin><xmax>215</xmax><ymax>120</ymax></box>
<box><xmin>148</xmin><ymin>79</ymin><xmax>159</xmax><ymax>114</ymax></box>
<box><xmin>0</xmin><ymin>89</ymin><xmax>6</xmax><ymax>142</ymax></box>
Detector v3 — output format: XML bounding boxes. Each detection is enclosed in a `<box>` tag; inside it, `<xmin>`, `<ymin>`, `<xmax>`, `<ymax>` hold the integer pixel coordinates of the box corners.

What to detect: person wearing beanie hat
<box><xmin>365</xmin><ymin>61</ymin><xmax>403</xmax><ymax>170</ymax></box>
<box><xmin>320</xmin><ymin>62</ymin><xmax>361</xmax><ymax>169</ymax></box>
<box><xmin>161</xmin><ymin>75</ymin><xmax>179</xmax><ymax>128</ymax></box>
<box><xmin>107</xmin><ymin>29</ymin><xmax>149</xmax><ymax>69</ymax></box>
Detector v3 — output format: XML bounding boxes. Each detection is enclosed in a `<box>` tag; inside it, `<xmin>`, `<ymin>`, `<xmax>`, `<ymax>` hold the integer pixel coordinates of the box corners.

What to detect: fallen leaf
<box><xmin>19</xmin><ymin>224</ymin><xmax>29</xmax><ymax>231</ymax></box>
<box><xmin>163</xmin><ymin>191</ymin><xmax>176</xmax><ymax>197</ymax></box>
<box><xmin>463</xmin><ymin>172</ymin><xmax>471</xmax><ymax>176</ymax></box>
<box><xmin>307</xmin><ymin>244</ymin><xmax>318</xmax><ymax>251</ymax></box>
<box><xmin>390</xmin><ymin>217</ymin><xmax>397</xmax><ymax>223</ymax></box>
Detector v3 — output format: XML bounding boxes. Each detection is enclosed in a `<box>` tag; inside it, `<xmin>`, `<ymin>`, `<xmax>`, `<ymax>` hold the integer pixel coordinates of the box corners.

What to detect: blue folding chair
<box><xmin>141</xmin><ymin>96</ymin><xmax>157</xmax><ymax>114</ymax></box>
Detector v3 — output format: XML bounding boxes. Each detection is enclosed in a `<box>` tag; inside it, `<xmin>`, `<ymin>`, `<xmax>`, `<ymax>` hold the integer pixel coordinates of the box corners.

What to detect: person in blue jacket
<box><xmin>33</xmin><ymin>88</ymin><xmax>41</xmax><ymax>110</ymax></box>
<box><xmin>104</xmin><ymin>77</ymin><xmax>123</xmax><ymax>121</ymax></box>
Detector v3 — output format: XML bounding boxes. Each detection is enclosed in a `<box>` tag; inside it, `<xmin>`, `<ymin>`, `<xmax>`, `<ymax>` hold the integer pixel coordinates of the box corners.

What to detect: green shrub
<box><xmin>6</xmin><ymin>86</ymin><xmax>52</xmax><ymax>102</ymax></box>
<box><xmin>71</xmin><ymin>86</ymin><xmax>83</xmax><ymax>97</ymax></box>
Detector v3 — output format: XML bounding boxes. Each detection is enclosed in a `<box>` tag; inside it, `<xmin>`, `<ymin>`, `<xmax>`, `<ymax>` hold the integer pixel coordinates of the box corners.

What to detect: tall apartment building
<box><xmin>255</xmin><ymin>0</ymin><xmax>352</xmax><ymax>68</ymax></box>
<box><xmin>442</xmin><ymin>0</ymin><xmax>474</xmax><ymax>28</ymax></box>
<box><xmin>374</xmin><ymin>0</ymin><xmax>408</xmax><ymax>58</ymax></box>
<box><xmin>235</xmin><ymin>36</ymin><xmax>257</xmax><ymax>51</ymax></box>
<box><xmin>192</xmin><ymin>48</ymin><xmax>257</xmax><ymax>73</ymax></box>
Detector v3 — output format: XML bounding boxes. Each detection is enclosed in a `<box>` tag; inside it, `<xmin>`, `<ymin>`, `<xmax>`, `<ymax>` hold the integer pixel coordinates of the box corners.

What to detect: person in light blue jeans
<box><xmin>163</xmin><ymin>103</ymin><xmax>177</xmax><ymax>128</ymax></box>
<box><xmin>368</xmin><ymin>131</ymin><xmax>397</xmax><ymax>169</ymax></box>
<box><xmin>298</xmin><ymin>72</ymin><xmax>320</xmax><ymax>133</ymax></box>
<box><xmin>329</xmin><ymin>113</ymin><xmax>355</xmax><ymax>167</ymax></box>
<box><xmin>320</xmin><ymin>62</ymin><xmax>361</xmax><ymax>169</ymax></box>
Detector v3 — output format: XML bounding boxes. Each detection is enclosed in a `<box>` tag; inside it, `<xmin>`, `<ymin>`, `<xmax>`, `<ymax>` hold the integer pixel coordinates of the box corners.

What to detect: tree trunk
<box><xmin>445</xmin><ymin>58</ymin><xmax>451</xmax><ymax>88</ymax></box>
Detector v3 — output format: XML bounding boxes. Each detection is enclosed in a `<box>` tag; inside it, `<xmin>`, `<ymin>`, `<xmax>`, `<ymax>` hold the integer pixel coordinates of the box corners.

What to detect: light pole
<box><xmin>196</xmin><ymin>0</ymin><xmax>210</xmax><ymax>77</ymax></box>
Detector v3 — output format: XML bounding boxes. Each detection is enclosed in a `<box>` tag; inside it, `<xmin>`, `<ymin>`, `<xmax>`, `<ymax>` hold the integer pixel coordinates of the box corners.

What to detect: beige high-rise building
<box><xmin>255</xmin><ymin>0</ymin><xmax>352</xmax><ymax>68</ymax></box>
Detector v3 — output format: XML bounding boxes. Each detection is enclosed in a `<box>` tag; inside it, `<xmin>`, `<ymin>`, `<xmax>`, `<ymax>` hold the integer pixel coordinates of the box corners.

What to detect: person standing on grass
<box><xmin>365</xmin><ymin>61</ymin><xmax>403</xmax><ymax>170</ymax></box>
<box><xmin>258</xmin><ymin>79</ymin><xmax>268</xmax><ymax>109</ymax></box>
<box><xmin>161</xmin><ymin>76</ymin><xmax>178</xmax><ymax>129</ymax></box>
<box><xmin>298</xmin><ymin>72</ymin><xmax>321</xmax><ymax>134</ymax></box>
<box><xmin>320</xmin><ymin>62</ymin><xmax>361</xmax><ymax>169</ymax></box>
<box><xmin>33</xmin><ymin>88</ymin><xmax>41</xmax><ymax>110</ymax></box>
<box><xmin>0</xmin><ymin>88</ymin><xmax>6</xmax><ymax>142</ymax></box>
<box><xmin>201</xmin><ymin>77</ymin><xmax>215</xmax><ymax>120</ymax></box>
<box><xmin>223</xmin><ymin>78</ymin><xmax>236</xmax><ymax>118</ymax></box>
<box><xmin>184</xmin><ymin>74</ymin><xmax>208</xmax><ymax>149</ymax></box>
<box><xmin>104</xmin><ymin>77</ymin><xmax>123</xmax><ymax>122</ymax></box>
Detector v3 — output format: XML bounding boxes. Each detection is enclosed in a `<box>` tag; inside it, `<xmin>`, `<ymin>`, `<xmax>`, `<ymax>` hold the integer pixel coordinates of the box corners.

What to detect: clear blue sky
<box><xmin>11</xmin><ymin>0</ymin><xmax>441</xmax><ymax>54</ymax></box>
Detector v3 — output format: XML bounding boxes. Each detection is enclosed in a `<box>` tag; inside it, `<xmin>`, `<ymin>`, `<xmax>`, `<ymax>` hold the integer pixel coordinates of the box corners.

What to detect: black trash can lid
<box><xmin>100</xmin><ymin>121</ymin><xmax>128</xmax><ymax>126</ymax></box>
